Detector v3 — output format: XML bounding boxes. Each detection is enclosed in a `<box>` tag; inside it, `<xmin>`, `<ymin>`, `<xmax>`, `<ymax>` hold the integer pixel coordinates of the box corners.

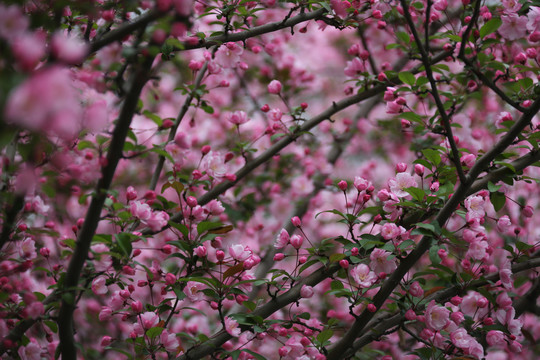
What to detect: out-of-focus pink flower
<box><xmin>139</xmin><ymin>311</ymin><xmax>159</xmax><ymax>330</ymax></box>
<box><xmin>145</xmin><ymin>211</ymin><xmax>169</xmax><ymax>231</ymax></box>
<box><xmin>486</xmin><ymin>330</ymin><xmax>505</xmax><ymax>347</ymax></box>
<box><xmin>275</xmin><ymin>229</ymin><xmax>290</xmax><ymax>249</ymax></box>
<box><xmin>92</xmin><ymin>276</ymin><xmax>108</xmax><ymax>295</ymax></box>
<box><xmin>300</xmin><ymin>285</ymin><xmax>314</xmax><ymax>298</ymax></box>
<box><xmin>527</xmin><ymin>6</ymin><xmax>540</xmax><ymax>32</ymax></box>
<box><xmin>215</xmin><ymin>42</ymin><xmax>243</xmax><ymax>68</ymax></box>
<box><xmin>229</xmin><ymin>244</ymin><xmax>252</xmax><ymax>261</ymax></box>
<box><xmin>225</xmin><ymin>316</ymin><xmax>241</xmax><ymax>337</ymax></box>
<box><xmin>201</xmin><ymin>151</ymin><xmax>227</xmax><ymax>180</ymax></box>
<box><xmin>19</xmin><ymin>238</ymin><xmax>36</xmax><ymax>260</ymax></box>
<box><xmin>268</xmin><ymin>80</ymin><xmax>282</xmax><ymax>94</ymax></box>
<box><xmin>227</xmin><ymin>111</ymin><xmax>249</xmax><ymax>125</ymax></box>
<box><xmin>130</xmin><ymin>201</ymin><xmax>152</xmax><ymax>220</ymax></box>
<box><xmin>51</xmin><ymin>31</ymin><xmax>89</xmax><ymax>64</ymax></box>
<box><xmin>160</xmin><ymin>330</ymin><xmax>180</xmax><ymax>352</ymax></box>
<box><xmin>11</xmin><ymin>32</ymin><xmax>46</xmax><ymax>70</ymax></box>
<box><xmin>499</xmin><ymin>13</ymin><xmax>528</xmax><ymax>40</ymax></box>
<box><xmin>369</xmin><ymin>248</ymin><xmax>397</xmax><ymax>274</ymax></box>
<box><xmin>344</xmin><ymin>57</ymin><xmax>365</xmax><ymax>77</ymax></box>
<box><xmin>0</xmin><ymin>4</ymin><xmax>28</xmax><ymax>40</ymax></box>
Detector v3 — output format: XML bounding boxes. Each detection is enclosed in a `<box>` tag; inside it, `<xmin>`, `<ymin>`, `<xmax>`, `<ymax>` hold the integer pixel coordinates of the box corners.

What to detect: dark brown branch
<box><xmin>57</xmin><ymin>55</ymin><xmax>154</xmax><ymax>360</ymax></box>
<box><xmin>177</xmin><ymin>8</ymin><xmax>328</xmax><ymax>51</ymax></box>
<box><xmin>178</xmin><ymin>263</ymin><xmax>340</xmax><ymax>360</ymax></box>
<box><xmin>149</xmin><ymin>61</ymin><xmax>209</xmax><ymax>190</ymax></box>
<box><xmin>400</xmin><ymin>0</ymin><xmax>467</xmax><ymax>185</ymax></box>
<box><xmin>89</xmin><ymin>9</ymin><xmax>167</xmax><ymax>54</ymax></box>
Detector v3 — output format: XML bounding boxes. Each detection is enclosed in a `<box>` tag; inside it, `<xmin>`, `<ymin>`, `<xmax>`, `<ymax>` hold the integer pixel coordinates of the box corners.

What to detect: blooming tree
<box><xmin>1</xmin><ymin>0</ymin><xmax>540</xmax><ymax>359</ymax></box>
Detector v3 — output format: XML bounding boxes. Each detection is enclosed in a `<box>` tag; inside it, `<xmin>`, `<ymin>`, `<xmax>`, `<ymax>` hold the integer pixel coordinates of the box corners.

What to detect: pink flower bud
<box><xmin>131</xmin><ymin>300</ymin><xmax>143</xmax><ymax>313</ymax></box>
<box><xmin>186</xmin><ymin>196</ymin><xmax>198</xmax><ymax>208</ymax></box>
<box><xmin>351</xmin><ymin>247</ymin><xmax>359</xmax><ymax>256</ymax></box>
<box><xmin>477</xmin><ymin>297</ymin><xmax>488</xmax><ymax>308</ymax></box>
<box><xmin>39</xmin><ymin>248</ymin><xmax>50</xmax><ymax>257</ymax></box>
<box><xmin>261</xmin><ymin>104</ymin><xmax>270</xmax><ymax>112</ymax></box>
<box><xmin>339</xmin><ymin>259</ymin><xmax>349</xmax><ymax>269</ymax></box>
<box><xmin>194</xmin><ymin>245</ymin><xmax>207</xmax><ymax>257</ymax></box>
<box><xmin>300</xmin><ymin>102</ymin><xmax>308</xmax><ymax>110</ymax></box>
<box><xmin>201</xmin><ymin>145</ymin><xmax>211</xmax><ymax>155</ymax></box>
<box><xmin>522</xmin><ymin>205</ymin><xmax>534</xmax><ymax>218</ymax></box>
<box><xmin>338</xmin><ymin>180</ymin><xmax>348</xmax><ymax>191</ymax></box>
<box><xmin>273</xmin><ymin>253</ymin><xmax>284</xmax><ymax>261</ymax></box>
<box><xmin>267</xmin><ymin>80</ymin><xmax>282</xmax><ymax>94</ymax></box>
<box><xmin>414</xmin><ymin>164</ymin><xmax>424</xmax><ymax>176</ymax></box>
<box><xmin>165</xmin><ymin>273</ymin><xmax>176</xmax><ymax>285</ymax></box>
<box><xmin>291</xmin><ymin>216</ymin><xmax>302</xmax><ymax>227</ymax></box>
<box><xmin>162</xmin><ymin>245</ymin><xmax>172</xmax><ymax>254</ymax></box>
<box><xmin>405</xmin><ymin>309</ymin><xmax>417</xmax><ymax>320</ymax></box>
<box><xmin>300</xmin><ymin>285</ymin><xmax>314</xmax><ymax>298</ymax></box>
<box><xmin>367</xmin><ymin>304</ymin><xmax>377</xmax><ymax>312</ymax></box>
<box><xmin>216</xmin><ymin>250</ymin><xmax>225</xmax><ymax>261</ymax></box>
<box><xmin>126</xmin><ymin>186</ymin><xmax>138</xmax><ymax>201</ymax></box>
<box><xmin>101</xmin><ymin>336</ymin><xmax>112</xmax><ymax>347</ymax></box>
<box><xmin>395</xmin><ymin>163</ymin><xmax>407</xmax><ymax>173</ymax></box>
<box><xmin>298</xmin><ymin>255</ymin><xmax>307</xmax><ymax>264</ymax></box>
<box><xmin>290</xmin><ymin>235</ymin><xmax>303</xmax><ymax>249</ymax></box>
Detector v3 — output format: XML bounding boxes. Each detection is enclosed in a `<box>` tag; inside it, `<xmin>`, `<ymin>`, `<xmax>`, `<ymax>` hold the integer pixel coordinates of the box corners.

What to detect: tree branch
<box><xmin>400</xmin><ymin>0</ymin><xmax>467</xmax><ymax>185</ymax></box>
<box><xmin>177</xmin><ymin>8</ymin><xmax>328</xmax><ymax>51</ymax></box>
<box><xmin>177</xmin><ymin>263</ymin><xmax>341</xmax><ymax>360</ymax></box>
<box><xmin>57</xmin><ymin>55</ymin><xmax>154</xmax><ymax>360</ymax></box>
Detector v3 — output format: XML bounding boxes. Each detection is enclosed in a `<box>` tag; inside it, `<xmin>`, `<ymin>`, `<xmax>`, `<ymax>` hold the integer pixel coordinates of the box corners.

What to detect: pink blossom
<box><xmin>350</xmin><ymin>264</ymin><xmax>377</xmax><ymax>288</ymax></box>
<box><xmin>388</xmin><ymin>172</ymin><xmax>417</xmax><ymax>197</ymax></box>
<box><xmin>229</xmin><ymin>244</ymin><xmax>252</xmax><ymax>261</ymax></box>
<box><xmin>145</xmin><ymin>211</ymin><xmax>170</xmax><ymax>231</ymax></box>
<box><xmin>528</xmin><ymin>6</ymin><xmax>540</xmax><ymax>32</ymax></box>
<box><xmin>369</xmin><ymin>248</ymin><xmax>397</xmax><ymax>274</ymax></box>
<box><xmin>497</xmin><ymin>215</ymin><xmax>511</xmax><ymax>232</ymax></box>
<box><xmin>460</xmin><ymin>291</ymin><xmax>489</xmax><ymax>318</ymax></box>
<box><xmin>201</xmin><ymin>151</ymin><xmax>227</xmax><ymax>180</ymax></box>
<box><xmin>290</xmin><ymin>234</ymin><xmax>303</xmax><ymax>249</ymax></box>
<box><xmin>215</xmin><ymin>42</ymin><xmax>243</xmax><ymax>68</ymax></box>
<box><xmin>227</xmin><ymin>111</ymin><xmax>249</xmax><ymax>125</ymax></box>
<box><xmin>353</xmin><ymin>176</ymin><xmax>370</xmax><ymax>191</ymax></box>
<box><xmin>5</xmin><ymin>67</ymin><xmax>83</xmax><ymax>139</ymax></box>
<box><xmin>26</xmin><ymin>302</ymin><xmax>44</xmax><ymax>318</ymax></box>
<box><xmin>499</xmin><ymin>13</ymin><xmax>528</xmax><ymax>40</ymax></box>
<box><xmin>486</xmin><ymin>330</ymin><xmax>505</xmax><ymax>347</ymax></box>
<box><xmin>380</xmin><ymin>223</ymin><xmax>400</xmax><ymax>240</ymax></box>
<box><xmin>11</xmin><ymin>32</ymin><xmax>46</xmax><ymax>70</ymax></box>
<box><xmin>225</xmin><ymin>316</ymin><xmax>241</xmax><ymax>337</ymax></box>
<box><xmin>425</xmin><ymin>300</ymin><xmax>450</xmax><ymax>331</ymax></box>
<box><xmin>130</xmin><ymin>201</ymin><xmax>152</xmax><ymax>220</ymax></box>
<box><xmin>160</xmin><ymin>330</ymin><xmax>180</xmax><ymax>352</ymax></box>
<box><xmin>409</xmin><ymin>281</ymin><xmax>423</xmax><ymax>297</ymax></box>
<box><xmin>185</xmin><ymin>281</ymin><xmax>205</xmax><ymax>302</ymax></box>
<box><xmin>92</xmin><ymin>276</ymin><xmax>108</xmax><ymax>295</ymax></box>
<box><xmin>300</xmin><ymin>285</ymin><xmax>314</xmax><ymax>298</ymax></box>
<box><xmin>331</xmin><ymin>0</ymin><xmax>349</xmax><ymax>18</ymax></box>
<box><xmin>464</xmin><ymin>195</ymin><xmax>485</xmax><ymax>219</ymax></box>
<box><xmin>466</xmin><ymin>240</ymin><xmax>488</xmax><ymax>260</ymax></box>
<box><xmin>51</xmin><ymin>31</ymin><xmax>89</xmax><ymax>64</ymax></box>
<box><xmin>344</xmin><ymin>57</ymin><xmax>365</xmax><ymax>77</ymax></box>
<box><xmin>275</xmin><ymin>229</ymin><xmax>290</xmax><ymax>249</ymax></box>
<box><xmin>139</xmin><ymin>311</ymin><xmax>159</xmax><ymax>330</ymax></box>
<box><xmin>268</xmin><ymin>108</ymin><xmax>283</xmax><ymax>122</ymax></box>
<box><xmin>18</xmin><ymin>338</ymin><xmax>42</xmax><ymax>360</ymax></box>
<box><xmin>19</xmin><ymin>238</ymin><xmax>36</xmax><ymax>260</ymax></box>
<box><xmin>268</xmin><ymin>80</ymin><xmax>282</xmax><ymax>94</ymax></box>
<box><xmin>0</xmin><ymin>4</ymin><xmax>28</xmax><ymax>40</ymax></box>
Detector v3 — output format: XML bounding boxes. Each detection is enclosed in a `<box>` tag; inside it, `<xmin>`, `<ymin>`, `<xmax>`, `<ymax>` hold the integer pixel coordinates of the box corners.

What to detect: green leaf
<box><xmin>422</xmin><ymin>149</ymin><xmax>441</xmax><ymax>166</ymax></box>
<box><xmin>116</xmin><ymin>233</ymin><xmax>133</xmax><ymax>257</ymax></box>
<box><xmin>490</xmin><ymin>192</ymin><xmax>506</xmax><ymax>212</ymax></box>
<box><xmin>396</xmin><ymin>31</ymin><xmax>410</xmax><ymax>44</ymax></box>
<box><xmin>317</xmin><ymin>329</ymin><xmax>334</xmax><ymax>344</ymax></box>
<box><xmin>487</xmin><ymin>181</ymin><xmax>501</xmax><ymax>192</ymax></box>
<box><xmin>480</xmin><ymin>17</ymin><xmax>502</xmax><ymax>38</ymax></box>
<box><xmin>405</xmin><ymin>187</ymin><xmax>425</xmax><ymax>202</ymax></box>
<box><xmin>196</xmin><ymin>221</ymin><xmax>224</xmax><ymax>235</ymax></box>
<box><xmin>241</xmin><ymin>349</ymin><xmax>266</xmax><ymax>360</ymax></box>
<box><xmin>429</xmin><ymin>245</ymin><xmax>441</xmax><ymax>265</ymax></box>
<box><xmin>398</xmin><ymin>71</ymin><xmax>416</xmax><ymax>86</ymax></box>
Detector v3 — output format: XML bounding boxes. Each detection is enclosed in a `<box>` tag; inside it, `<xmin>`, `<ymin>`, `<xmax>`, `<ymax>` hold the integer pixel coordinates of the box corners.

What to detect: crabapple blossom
<box><xmin>425</xmin><ymin>301</ymin><xmax>450</xmax><ymax>331</ymax></box>
<box><xmin>370</xmin><ymin>248</ymin><xmax>397</xmax><ymax>274</ymax></box>
<box><xmin>350</xmin><ymin>264</ymin><xmax>377</xmax><ymax>288</ymax></box>
<box><xmin>225</xmin><ymin>317</ymin><xmax>241</xmax><ymax>337</ymax></box>
<box><xmin>388</xmin><ymin>172</ymin><xmax>417</xmax><ymax>197</ymax></box>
